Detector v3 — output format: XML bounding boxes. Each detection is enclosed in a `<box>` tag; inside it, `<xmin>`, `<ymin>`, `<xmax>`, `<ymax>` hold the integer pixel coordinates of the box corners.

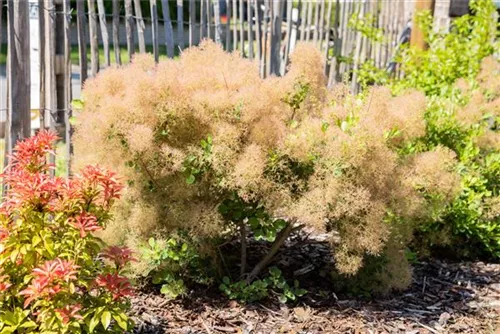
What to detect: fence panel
<box><xmin>0</xmin><ymin>0</ymin><xmax>427</xmax><ymax>175</ymax></box>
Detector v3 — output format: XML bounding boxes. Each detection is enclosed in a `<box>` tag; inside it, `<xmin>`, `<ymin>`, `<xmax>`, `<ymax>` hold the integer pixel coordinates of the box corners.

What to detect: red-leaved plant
<box><xmin>0</xmin><ymin>131</ymin><xmax>134</xmax><ymax>333</ymax></box>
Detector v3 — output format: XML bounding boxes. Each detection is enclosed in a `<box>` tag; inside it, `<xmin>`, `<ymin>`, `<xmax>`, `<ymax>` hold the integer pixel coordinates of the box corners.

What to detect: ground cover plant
<box><xmin>0</xmin><ymin>131</ymin><xmax>134</xmax><ymax>333</ymax></box>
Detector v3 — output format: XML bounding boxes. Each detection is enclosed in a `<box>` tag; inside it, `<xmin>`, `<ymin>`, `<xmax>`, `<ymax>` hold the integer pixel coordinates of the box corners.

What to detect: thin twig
<box><xmin>200</xmin><ymin>316</ymin><xmax>213</xmax><ymax>334</ymax></box>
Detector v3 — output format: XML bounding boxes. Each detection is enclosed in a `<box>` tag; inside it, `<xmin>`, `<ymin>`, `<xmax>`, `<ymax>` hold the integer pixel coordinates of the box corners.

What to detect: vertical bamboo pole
<box><xmin>97</xmin><ymin>0</ymin><xmax>110</xmax><ymax>67</ymax></box>
<box><xmin>151</xmin><ymin>0</ymin><xmax>159</xmax><ymax>62</ymax></box>
<box><xmin>76</xmin><ymin>0</ymin><xmax>88</xmax><ymax>82</ymax></box>
<box><xmin>112</xmin><ymin>0</ymin><xmax>121</xmax><ymax>65</ymax></box>
<box><xmin>161</xmin><ymin>0</ymin><xmax>175</xmax><ymax>58</ymax></box>
<box><xmin>133</xmin><ymin>0</ymin><xmax>146</xmax><ymax>53</ymax></box>
<box><xmin>125</xmin><ymin>0</ymin><xmax>135</xmax><ymax>61</ymax></box>
<box><xmin>88</xmin><ymin>0</ymin><xmax>99</xmax><ymax>76</ymax></box>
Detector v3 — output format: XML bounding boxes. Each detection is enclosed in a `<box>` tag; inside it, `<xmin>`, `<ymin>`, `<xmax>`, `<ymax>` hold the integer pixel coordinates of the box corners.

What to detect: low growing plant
<box><xmin>219</xmin><ymin>267</ymin><xmax>307</xmax><ymax>304</ymax></box>
<box><xmin>140</xmin><ymin>236</ymin><xmax>212</xmax><ymax>299</ymax></box>
<box><xmin>0</xmin><ymin>131</ymin><xmax>134</xmax><ymax>333</ymax></box>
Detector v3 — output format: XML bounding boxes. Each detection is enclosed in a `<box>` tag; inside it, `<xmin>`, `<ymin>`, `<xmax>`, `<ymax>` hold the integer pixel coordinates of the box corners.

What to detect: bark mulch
<box><xmin>129</xmin><ymin>234</ymin><xmax>500</xmax><ymax>333</ymax></box>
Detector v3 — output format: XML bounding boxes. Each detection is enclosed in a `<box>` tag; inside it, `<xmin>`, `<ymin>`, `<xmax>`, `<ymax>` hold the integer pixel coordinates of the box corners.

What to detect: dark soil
<box><xmin>129</xmin><ymin>232</ymin><xmax>500</xmax><ymax>334</ymax></box>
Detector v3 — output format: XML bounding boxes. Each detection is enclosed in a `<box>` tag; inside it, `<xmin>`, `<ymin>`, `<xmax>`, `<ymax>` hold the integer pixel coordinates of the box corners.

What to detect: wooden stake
<box><xmin>63</xmin><ymin>0</ymin><xmax>72</xmax><ymax>177</ymax></box>
<box><xmin>125</xmin><ymin>0</ymin><xmax>135</xmax><ymax>61</ymax></box>
<box><xmin>189</xmin><ymin>0</ymin><xmax>195</xmax><ymax>46</ymax></box>
<box><xmin>247</xmin><ymin>0</ymin><xmax>254</xmax><ymax>58</ymax></box>
<box><xmin>151</xmin><ymin>0</ymin><xmax>159</xmax><ymax>62</ymax></box>
<box><xmin>133</xmin><ymin>0</ymin><xmax>146</xmax><ymax>53</ymax></box>
<box><xmin>177</xmin><ymin>0</ymin><xmax>185</xmax><ymax>50</ymax></box>
<box><xmin>96</xmin><ymin>0</ymin><xmax>110</xmax><ymax>67</ymax></box>
<box><xmin>88</xmin><ymin>0</ymin><xmax>99</xmax><ymax>76</ymax></box>
<box><xmin>6</xmin><ymin>0</ymin><xmax>31</xmax><ymax>160</ymax></box>
<box><xmin>112</xmin><ymin>0</ymin><xmax>121</xmax><ymax>65</ymax></box>
<box><xmin>161</xmin><ymin>0</ymin><xmax>175</xmax><ymax>58</ymax></box>
<box><xmin>75</xmin><ymin>0</ymin><xmax>88</xmax><ymax>82</ymax></box>
<box><xmin>214</xmin><ymin>0</ymin><xmax>223</xmax><ymax>44</ymax></box>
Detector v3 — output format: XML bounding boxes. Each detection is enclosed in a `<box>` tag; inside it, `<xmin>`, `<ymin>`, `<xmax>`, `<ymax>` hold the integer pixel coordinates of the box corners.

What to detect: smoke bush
<box><xmin>74</xmin><ymin>42</ymin><xmax>459</xmax><ymax>293</ymax></box>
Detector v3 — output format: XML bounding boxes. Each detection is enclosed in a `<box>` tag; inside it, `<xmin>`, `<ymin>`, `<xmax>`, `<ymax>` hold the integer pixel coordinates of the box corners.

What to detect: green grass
<box><xmin>0</xmin><ymin>44</ymin><xmax>6</xmax><ymax>65</ymax></box>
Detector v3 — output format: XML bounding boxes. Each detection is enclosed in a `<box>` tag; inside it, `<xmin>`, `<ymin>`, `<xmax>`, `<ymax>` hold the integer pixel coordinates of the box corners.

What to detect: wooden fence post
<box><xmin>63</xmin><ymin>0</ymin><xmax>72</xmax><ymax>176</ymax></box>
<box><xmin>112</xmin><ymin>0</ymin><xmax>121</xmax><ymax>65</ymax></box>
<box><xmin>282</xmin><ymin>0</ymin><xmax>293</xmax><ymax>75</ymax></box>
<box><xmin>6</xmin><ymin>0</ymin><xmax>31</xmax><ymax>162</ymax></box>
<box><xmin>214</xmin><ymin>0</ymin><xmax>223</xmax><ymax>45</ymax></box>
<box><xmin>246</xmin><ymin>0</ymin><xmax>254</xmax><ymax>58</ymax></box>
<box><xmin>226</xmin><ymin>0</ymin><xmax>232</xmax><ymax>50</ymax></box>
<box><xmin>151</xmin><ymin>0</ymin><xmax>159</xmax><ymax>62</ymax></box>
<box><xmin>410</xmin><ymin>0</ymin><xmax>435</xmax><ymax>50</ymax></box>
<box><xmin>97</xmin><ymin>0</ymin><xmax>110</xmax><ymax>67</ymax></box>
<box><xmin>200</xmin><ymin>0</ymin><xmax>207</xmax><ymax>39</ymax></box>
<box><xmin>76</xmin><ymin>0</ymin><xmax>88</xmax><ymax>83</ymax></box>
<box><xmin>125</xmin><ymin>0</ymin><xmax>136</xmax><ymax>60</ymax></box>
<box><xmin>88</xmin><ymin>0</ymin><xmax>99</xmax><ymax>76</ymax></box>
<box><xmin>239</xmin><ymin>0</ymin><xmax>244</xmax><ymax>56</ymax></box>
<box><xmin>177</xmin><ymin>0</ymin><xmax>185</xmax><ymax>50</ymax></box>
<box><xmin>161</xmin><ymin>0</ymin><xmax>175</xmax><ymax>58</ymax></box>
<box><xmin>189</xmin><ymin>0</ymin><xmax>194</xmax><ymax>46</ymax></box>
<box><xmin>270</xmin><ymin>0</ymin><xmax>283</xmax><ymax>75</ymax></box>
<box><xmin>133</xmin><ymin>0</ymin><xmax>146</xmax><ymax>53</ymax></box>
<box><xmin>232</xmin><ymin>0</ymin><xmax>238</xmax><ymax>49</ymax></box>
<box><xmin>255</xmin><ymin>0</ymin><xmax>262</xmax><ymax>62</ymax></box>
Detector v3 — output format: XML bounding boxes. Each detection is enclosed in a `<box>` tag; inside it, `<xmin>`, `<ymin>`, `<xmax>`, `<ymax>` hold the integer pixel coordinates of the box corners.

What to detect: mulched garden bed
<box><xmin>129</xmin><ymin>233</ymin><xmax>500</xmax><ymax>333</ymax></box>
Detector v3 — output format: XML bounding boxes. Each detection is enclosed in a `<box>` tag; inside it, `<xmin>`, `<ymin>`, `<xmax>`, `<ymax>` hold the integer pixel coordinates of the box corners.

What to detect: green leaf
<box><xmin>148</xmin><ymin>238</ymin><xmax>156</xmax><ymax>248</ymax></box>
<box><xmin>186</xmin><ymin>174</ymin><xmax>196</xmax><ymax>184</ymax></box>
<box><xmin>101</xmin><ymin>311</ymin><xmax>111</xmax><ymax>330</ymax></box>
<box><xmin>278</xmin><ymin>295</ymin><xmax>287</xmax><ymax>304</ymax></box>
<box><xmin>269</xmin><ymin>266</ymin><xmax>281</xmax><ymax>278</ymax></box>
<box><xmin>88</xmin><ymin>314</ymin><xmax>100</xmax><ymax>333</ymax></box>
<box><xmin>71</xmin><ymin>99</ymin><xmax>84</xmax><ymax>110</ymax></box>
<box><xmin>112</xmin><ymin>313</ymin><xmax>129</xmax><ymax>331</ymax></box>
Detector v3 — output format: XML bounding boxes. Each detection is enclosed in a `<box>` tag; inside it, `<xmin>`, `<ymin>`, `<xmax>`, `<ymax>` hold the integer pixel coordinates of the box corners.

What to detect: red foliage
<box><xmin>95</xmin><ymin>273</ymin><xmax>134</xmax><ymax>300</ymax></box>
<box><xmin>101</xmin><ymin>246</ymin><xmax>137</xmax><ymax>269</ymax></box>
